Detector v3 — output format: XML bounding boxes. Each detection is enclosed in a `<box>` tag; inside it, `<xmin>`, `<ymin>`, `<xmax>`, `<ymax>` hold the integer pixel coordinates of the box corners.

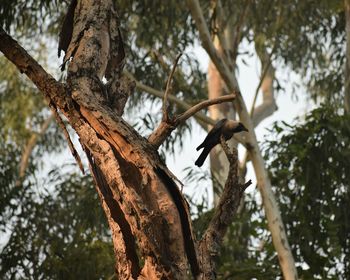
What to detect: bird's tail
<box><xmin>195</xmin><ymin>148</ymin><xmax>210</xmax><ymax>167</ymax></box>
<box><xmin>196</xmin><ymin>142</ymin><xmax>204</xmax><ymax>151</ymax></box>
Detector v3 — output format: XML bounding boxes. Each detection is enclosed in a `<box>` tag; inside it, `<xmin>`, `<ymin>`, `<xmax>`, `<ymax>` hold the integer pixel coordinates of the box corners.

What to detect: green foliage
<box><xmin>0</xmin><ymin>162</ymin><xmax>114</xmax><ymax>279</ymax></box>
<box><xmin>264</xmin><ymin>105</ymin><xmax>350</xmax><ymax>279</ymax></box>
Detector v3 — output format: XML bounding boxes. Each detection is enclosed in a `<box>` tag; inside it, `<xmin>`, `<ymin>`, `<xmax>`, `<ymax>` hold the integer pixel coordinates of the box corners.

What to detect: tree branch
<box><xmin>148</xmin><ymin>95</ymin><xmax>236</xmax><ymax>149</ymax></box>
<box><xmin>124</xmin><ymin>70</ymin><xmax>246</xmax><ymax>145</ymax></box>
<box><xmin>162</xmin><ymin>53</ymin><xmax>182</xmax><ymax>121</ymax></box>
<box><xmin>0</xmin><ymin>27</ymin><xmax>84</xmax><ymax>175</ymax></box>
<box><xmin>176</xmin><ymin>94</ymin><xmax>235</xmax><ymax>123</ymax></box>
<box><xmin>199</xmin><ymin>135</ymin><xmax>252</xmax><ymax>279</ymax></box>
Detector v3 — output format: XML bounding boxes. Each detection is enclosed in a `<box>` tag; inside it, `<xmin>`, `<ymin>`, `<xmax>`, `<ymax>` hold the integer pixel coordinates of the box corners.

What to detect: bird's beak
<box><xmin>243</xmin><ymin>127</ymin><xmax>249</xmax><ymax>132</ymax></box>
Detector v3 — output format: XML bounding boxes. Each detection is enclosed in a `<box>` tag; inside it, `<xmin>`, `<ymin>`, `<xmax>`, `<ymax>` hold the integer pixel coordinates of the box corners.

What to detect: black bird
<box><xmin>195</xmin><ymin>119</ymin><xmax>248</xmax><ymax>167</ymax></box>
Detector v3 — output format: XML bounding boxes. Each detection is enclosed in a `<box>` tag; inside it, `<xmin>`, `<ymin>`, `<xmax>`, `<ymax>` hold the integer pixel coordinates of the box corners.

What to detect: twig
<box><xmin>162</xmin><ymin>53</ymin><xmax>182</xmax><ymax>121</ymax></box>
<box><xmin>50</xmin><ymin>105</ymin><xmax>84</xmax><ymax>174</ymax></box>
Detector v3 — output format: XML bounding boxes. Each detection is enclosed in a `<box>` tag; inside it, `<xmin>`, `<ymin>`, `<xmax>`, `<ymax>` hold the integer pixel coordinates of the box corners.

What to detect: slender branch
<box><xmin>162</xmin><ymin>53</ymin><xmax>182</xmax><ymax>121</ymax></box>
<box><xmin>51</xmin><ymin>106</ymin><xmax>84</xmax><ymax>174</ymax></box>
<box><xmin>124</xmin><ymin>70</ymin><xmax>215</xmax><ymax>127</ymax></box>
<box><xmin>125</xmin><ymin>70</ymin><xmax>246</xmax><ymax>148</ymax></box>
<box><xmin>198</xmin><ymin>135</ymin><xmax>251</xmax><ymax>279</ymax></box>
<box><xmin>240</xmin><ymin>46</ymin><xmax>276</xmax><ymax>176</ymax></box>
<box><xmin>231</xmin><ymin>0</ymin><xmax>251</xmax><ymax>62</ymax></box>
<box><xmin>0</xmin><ymin>28</ymin><xmax>84</xmax><ymax>174</ymax></box>
<box><xmin>176</xmin><ymin>94</ymin><xmax>235</xmax><ymax>123</ymax></box>
<box><xmin>15</xmin><ymin>114</ymin><xmax>54</xmax><ymax>187</ymax></box>
<box><xmin>148</xmin><ymin>95</ymin><xmax>237</xmax><ymax>149</ymax></box>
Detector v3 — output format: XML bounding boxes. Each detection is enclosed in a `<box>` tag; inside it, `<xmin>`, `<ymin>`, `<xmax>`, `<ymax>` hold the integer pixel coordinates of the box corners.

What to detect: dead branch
<box><xmin>50</xmin><ymin>106</ymin><xmax>84</xmax><ymax>174</ymax></box>
<box><xmin>176</xmin><ymin>94</ymin><xmax>235</xmax><ymax>123</ymax></box>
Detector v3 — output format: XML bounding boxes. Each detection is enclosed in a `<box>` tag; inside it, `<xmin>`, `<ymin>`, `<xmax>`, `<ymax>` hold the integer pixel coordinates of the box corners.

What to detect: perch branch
<box><xmin>198</xmin><ymin>135</ymin><xmax>251</xmax><ymax>279</ymax></box>
<box><xmin>176</xmin><ymin>94</ymin><xmax>235</xmax><ymax>123</ymax></box>
<box><xmin>148</xmin><ymin>95</ymin><xmax>236</xmax><ymax>149</ymax></box>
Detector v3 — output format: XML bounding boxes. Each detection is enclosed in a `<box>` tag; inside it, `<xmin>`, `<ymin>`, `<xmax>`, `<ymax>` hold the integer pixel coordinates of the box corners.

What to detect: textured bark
<box><xmin>0</xmin><ymin>1</ymin><xmax>198</xmax><ymax>278</ymax></box>
<box><xmin>186</xmin><ymin>0</ymin><xmax>298</xmax><ymax>279</ymax></box>
<box><xmin>345</xmin><ymin>0</ymin><xmax>350</xmax><ymax>113</ymax></box>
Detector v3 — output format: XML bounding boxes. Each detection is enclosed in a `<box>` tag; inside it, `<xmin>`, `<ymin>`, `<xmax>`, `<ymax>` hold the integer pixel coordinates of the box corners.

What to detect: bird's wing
<box><xmin>196</xmin><ymin>118</ymin><xmax>227</xmax><ymax>150</ymax></box>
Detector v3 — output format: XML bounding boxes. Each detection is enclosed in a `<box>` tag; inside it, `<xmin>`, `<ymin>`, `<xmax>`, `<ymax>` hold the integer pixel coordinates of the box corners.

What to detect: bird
<box><xmin>195</xmin><ymin>119</ymin><xmax>248</xmax><ymax>167</ymax></box>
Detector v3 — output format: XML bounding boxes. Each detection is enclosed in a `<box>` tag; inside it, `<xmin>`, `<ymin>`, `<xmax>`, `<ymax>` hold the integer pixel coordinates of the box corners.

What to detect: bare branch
<box><xmin>176</xmin><ymin>94</ymin><xmax>235</xmax><ymax>123</ymax></box>
<box><xmin>148</xmin><ymin>95</ymin><xmax>236</xmax><ymax>149</ymax></box>
<box><xmin>162</xmin><ymin>53</ymin><xmax>182</xmax><ymax>121</ymax></box>
<box><xmin>124</xmin><ymin>70</ymin><xmax>215</xmax><ymax>127</ymax></box>
<box><xmin>231</xmin><ymin>0</ymin><xmax>251</xmax><ymax>62</ymax></box>
<box><xmin>198</xmin><ymin>135</ymin><xmax>252</xmax><ymax>279</ymax></box>
<box><xmin>51</xmin><ymin>106</ymin><xmax>84</xmax><ymax>174</ymax></box>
